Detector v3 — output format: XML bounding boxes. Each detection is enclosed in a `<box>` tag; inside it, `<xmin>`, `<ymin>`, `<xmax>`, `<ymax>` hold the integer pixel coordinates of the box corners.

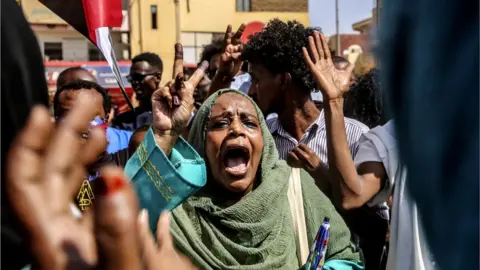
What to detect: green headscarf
<box><xmin>171</xmin><ymin>89</ymin><xmax>360</xmax><ymax>269</ymax></box>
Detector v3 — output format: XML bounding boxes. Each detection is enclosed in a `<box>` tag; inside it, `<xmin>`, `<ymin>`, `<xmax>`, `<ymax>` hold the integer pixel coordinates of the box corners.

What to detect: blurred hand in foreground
<box><xmin>6</xmin><ymin>93</ymin><xmax>195</xmax><ymax>269</ymax></box>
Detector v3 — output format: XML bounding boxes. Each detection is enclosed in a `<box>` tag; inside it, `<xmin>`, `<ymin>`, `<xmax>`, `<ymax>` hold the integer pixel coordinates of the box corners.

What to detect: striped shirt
<box><xmin>267</xmin><ymin>110</ymin><xmax>369</xmax><ymax>164</ymax></box>
<box><xmin>267</xmin><ymin>110</ymin><xmax>389</xmax><ymax>220</ymax></box>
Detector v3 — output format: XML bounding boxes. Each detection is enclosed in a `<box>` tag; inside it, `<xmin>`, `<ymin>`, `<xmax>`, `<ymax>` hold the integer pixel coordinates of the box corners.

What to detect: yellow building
<box><xmin>129</xmin><ymin>0</ymin><xmax>309</xmax><ymax>83</ymax></box>
<box><xmin>18</xmin><ymin>0</ymin><xmax>130</xmax><ymax>61</ymax></box>
<box><xmin>351</xmin><ymin>0</ymin><xmax>382</xmax><ymax>34</ymax></box>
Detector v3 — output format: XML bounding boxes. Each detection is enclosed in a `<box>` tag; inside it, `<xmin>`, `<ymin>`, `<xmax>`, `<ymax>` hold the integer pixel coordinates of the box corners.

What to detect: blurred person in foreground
<box><xmin>55</xmin><ymin>71</ymin><xmax>133</xmax><ymax>153</ymax></box>
<box><xmin>53</xmin><ymin>80</ymin><xmax>131</xmax><ymax>180</ymax></box>
<box><xmin>378</xmin><ymin>0</ymin><xmax>479</xmax><ymax>268</ymax></box>
<box><xmin>113</xmin><ymin>52</ymin><xmax>163</xmax><ymax>130</ymax></box>
<box><xmin>56</xmin><ymin>67</ymin><xmax>133</xmax><ymax>153</ymax></box>
<box><xmin>302</xmin><ymin>31</ymin><xmax>436</xmax><ymax>269</ymax></box>
<box><xmin>2</xmin><ymin>0</ymin><xmax>51</xmax><ymax>267</ymax></box>
<box><xmin>6</xmin><ymin>91</ymin><xmax>196</xmax><ymax>270</ymax></box>
<box><xmin>0</xmin><ymin>0</ymin><xmax>196</xmax><ymax>268</ymax></box>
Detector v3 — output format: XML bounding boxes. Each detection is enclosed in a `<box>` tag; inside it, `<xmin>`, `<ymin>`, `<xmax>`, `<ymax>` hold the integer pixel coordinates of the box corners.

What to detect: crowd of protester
<box><xmin>2</xmin><ymin>0</ymin><xmax>478</xmax><ymax>269</ymax></box>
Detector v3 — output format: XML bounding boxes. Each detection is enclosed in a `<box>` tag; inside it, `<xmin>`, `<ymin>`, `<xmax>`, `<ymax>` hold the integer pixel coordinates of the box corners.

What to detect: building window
<box><xmin>151</xmin><ymin>5</ymin><xmax>158</xmax><ymax>29</ymax></box>
<box><xmin>44</xmin><ymin>42</ymin><xmax>63</xmax><ymax>61</ymax></box>
<box><xmin>236</xmin><ymin>0</ymin><xmax>251</xmax><ymax>12</ymax></box>
<box><xmin>181</xmin><ymin>32</ymin><xmax>224</xmax><ymax>64</ymax></box>
<box><xmin>88</xmin><ymin>43</ymin><xmax>105</xmax><ymax>61</ymax></box>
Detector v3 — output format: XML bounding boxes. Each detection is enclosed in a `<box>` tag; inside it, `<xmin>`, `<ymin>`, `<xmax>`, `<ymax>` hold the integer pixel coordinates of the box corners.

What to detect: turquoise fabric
<box><xmin>323</xmin><ymin>260</ymin><xmax>364</xmax><ymax>270</ymax></box>
<box><xmin>125</xmin><ymin>128</ymin><xmax>206</xmax><ymax>232</ymax></box>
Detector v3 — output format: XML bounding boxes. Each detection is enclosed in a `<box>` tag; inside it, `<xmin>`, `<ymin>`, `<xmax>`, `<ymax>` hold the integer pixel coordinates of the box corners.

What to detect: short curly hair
<box><xmin>242</xmin><ymin>19</ymin><xmax>320</xmax><ymax>92</ymax></box>
<box><xmin>132</xmin><ymin>52</ymin><xmax>163</xmax><ymax>71</ymax></box>
<box><xmin>344</xmin><ymin>68</ymin><xmax>389</xmax><ymax>128</ymax></box>
<box><xmin>199</xmin><ymin>38</ymin><xmax>224</xmax><ymax>64</ymax></box>
<box><xmin>53</xmin><ymin>80</ymin><xmax>111</xmax><ymax>118</ymax></box>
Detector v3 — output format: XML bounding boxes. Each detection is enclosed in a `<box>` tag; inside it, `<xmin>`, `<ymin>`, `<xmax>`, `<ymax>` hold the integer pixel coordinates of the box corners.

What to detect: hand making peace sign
<box><xmin>217</xmin><ymin>24</ymin><xmax>246</xmax><ymax>78</ymax></box>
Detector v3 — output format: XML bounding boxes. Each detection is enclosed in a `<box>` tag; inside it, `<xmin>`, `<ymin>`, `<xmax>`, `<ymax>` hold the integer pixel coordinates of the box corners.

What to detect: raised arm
<box><xmin>302</xmin><ymin>31</ymin><xmax>386</xmax><ymax>210</ymax></box>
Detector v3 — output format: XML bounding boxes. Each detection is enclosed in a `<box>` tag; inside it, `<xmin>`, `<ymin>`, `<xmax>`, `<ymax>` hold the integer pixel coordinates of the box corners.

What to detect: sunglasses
<box><xmin>126</xmin><ymin>72</ymin><xmax>159</xmax><ymax>83</ymax></box>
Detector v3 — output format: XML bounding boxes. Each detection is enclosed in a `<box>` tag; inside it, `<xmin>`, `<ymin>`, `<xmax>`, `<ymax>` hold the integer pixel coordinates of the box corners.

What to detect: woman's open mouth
<box><xmin>222</xmin><ymin>145</ymin><xmax>250</xmax><ymax>177</ymax></box>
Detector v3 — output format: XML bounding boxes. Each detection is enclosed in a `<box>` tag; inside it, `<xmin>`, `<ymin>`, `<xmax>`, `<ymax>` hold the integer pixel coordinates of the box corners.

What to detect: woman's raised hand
<box><xmin>151</xmin><ymin>44</ymin><xmax>208</xmax><ymax>154</ymax></box>
<box><xmin>302</xmin><ymin>31</ymin><xmax>354</xmax><ymax>101</ymax></box>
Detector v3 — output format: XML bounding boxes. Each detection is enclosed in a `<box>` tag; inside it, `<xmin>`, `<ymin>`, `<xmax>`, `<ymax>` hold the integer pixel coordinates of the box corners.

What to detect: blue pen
<box><xmin>306</xmin><ymin>225</ymin><xmax>324</xmax><ymax>269</ymax></box>
<box><xmin>312</xmin><ymin>217</ymin><xmax>330</xmax><ymax>270</ymax></box>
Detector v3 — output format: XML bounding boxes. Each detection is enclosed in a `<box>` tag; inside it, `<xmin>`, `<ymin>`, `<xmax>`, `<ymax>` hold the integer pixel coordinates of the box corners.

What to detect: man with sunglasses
<box><xmin>113</xmin><ymin>52</ymin><xmax>164</xmax><ymax>131</ymax></box>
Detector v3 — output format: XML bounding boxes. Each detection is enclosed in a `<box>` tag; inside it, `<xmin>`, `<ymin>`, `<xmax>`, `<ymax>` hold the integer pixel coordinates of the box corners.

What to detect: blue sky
<box><xmin>309</xmin><ymin>0</ymin><xmax>374</xmax><ymax>35</ymax></box>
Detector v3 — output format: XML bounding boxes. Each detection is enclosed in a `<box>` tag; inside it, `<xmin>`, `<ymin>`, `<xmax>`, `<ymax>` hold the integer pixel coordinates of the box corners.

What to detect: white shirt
<box><xmin>267</xmin><ymin>110</ymin><xmax>369</xmax><ymax>164</ymax></box>
<box><xmin>354</xmin><ymin>121</ymin><xmax>436</xmax><ymax>270</ymax></box>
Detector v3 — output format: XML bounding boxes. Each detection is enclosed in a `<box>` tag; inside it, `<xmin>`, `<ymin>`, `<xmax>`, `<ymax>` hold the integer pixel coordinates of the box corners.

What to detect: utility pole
<box><xmin>136</xmin><ymin>0</ymin><xmax>143</xmax><ymax>52</ymax></box>
<box><xmin>335</xmin><ymin>0</ymin><xmax>340</xmax><ymax>56</ymax></box>
<box><xmin>174</xmin><ymin>0</ymin><xmax>181</xmax><ymax>43</ymax></box>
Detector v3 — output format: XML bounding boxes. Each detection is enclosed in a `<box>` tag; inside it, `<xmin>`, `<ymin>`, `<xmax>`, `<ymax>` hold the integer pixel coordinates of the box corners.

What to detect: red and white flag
<box><xmin>39</xmin><ymin>0</ymin><xmax>133</xmax><ymax>109</ymax></box>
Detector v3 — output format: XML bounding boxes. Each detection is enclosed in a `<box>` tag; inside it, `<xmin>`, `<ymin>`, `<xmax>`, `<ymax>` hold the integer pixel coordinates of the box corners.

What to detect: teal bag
<box><xmin>125</xmin><ymin>128</ymin><xmax>206</xmax><ymax>233</ymax></box>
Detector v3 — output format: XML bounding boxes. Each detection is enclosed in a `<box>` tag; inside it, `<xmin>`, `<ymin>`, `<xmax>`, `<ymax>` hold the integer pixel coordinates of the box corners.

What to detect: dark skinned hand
<box><xmin>6</xmin><ymin>95</ymin><xmax>195</xmax><ymax>270</ymax></box>
<box><xmin>152</xmin><ymin>43</ymin><xmax>208</xmax><ymax>155</ymax></box>
<box><xmin>217</xmin><ymin>24</ymin><xmax>246</xmax><ymax>78</ymax></box>
<box><xmin>138</xmin><ymin>210</ymin><xmax>197</xmax><ymax>270</ymax></box>
<box><xmin>287</xmin><ymin>144</ymin><xmax>332</xmax><ymax>195</ymax></box>
<box><xmin>287</xmin><ymin>144</ymin><xmax>323</xmax><ymax>173</ymax></box>
<box><xmin>302</xmin><ymin>31</ymin><xmax>354</xmax><ymax>100</ymax></box>
<box><xmin>6</xmin><ymin>95</ymin><xmax>105</xmax><ymax>269</ymax></box>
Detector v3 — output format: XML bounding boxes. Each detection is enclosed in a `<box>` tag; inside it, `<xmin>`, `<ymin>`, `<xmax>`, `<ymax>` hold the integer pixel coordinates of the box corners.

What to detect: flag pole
<box><xmin>335</xmin><ymin>0</ymin><xmax>340</xmax><ymax>56</ymax></box>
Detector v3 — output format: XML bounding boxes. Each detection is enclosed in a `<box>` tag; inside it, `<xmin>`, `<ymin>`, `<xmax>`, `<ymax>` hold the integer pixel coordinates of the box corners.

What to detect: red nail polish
<box><xmin>96</xmin><ymin>175</ymin><xmax>127</xmax><ymax>195</ymax></box>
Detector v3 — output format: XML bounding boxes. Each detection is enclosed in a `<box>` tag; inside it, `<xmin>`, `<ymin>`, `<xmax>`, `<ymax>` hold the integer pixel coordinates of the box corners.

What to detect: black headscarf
<box><xmin>1</xmin><ymin>0</ymin><xmax>49</xmax><ymax>268</ymax></box>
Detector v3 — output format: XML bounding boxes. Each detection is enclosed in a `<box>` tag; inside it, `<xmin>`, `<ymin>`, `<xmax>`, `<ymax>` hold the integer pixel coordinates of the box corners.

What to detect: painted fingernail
<box><xmin>138</xmin><ymin>209</ymin><xmax>149</xmax><ymax>224</ymax></box>
<box><xmin>174</xmin><ymin>43</ymin><xmax>183</xmax><ymax>56</ymax></box>
<box><xmin>172</xmin><ymin>95</ymin><xmax>180</xmax><ymax>106</ymax></box>
<box><xmin>96</xmin><ymin>175</ymin><xmax>127</xmax><ymax>196</ymax></box>
<box><xmin>199</xmin><ymin>60</ymin><xmax>209</xmax><ymax>70</ymax></box>
<box><xmin>160</xmin><ymin>211</ymin><xmax>171</xmax><ymax>226</ymax></box>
